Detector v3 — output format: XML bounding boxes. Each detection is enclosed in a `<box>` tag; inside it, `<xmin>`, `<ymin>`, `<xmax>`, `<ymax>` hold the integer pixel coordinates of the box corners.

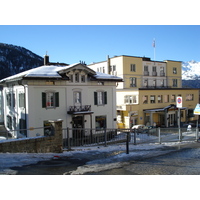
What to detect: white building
<box><xmin>0</xmin><ymin>56</ymin><xmax>123</xmax><ymax>138</ymax></box>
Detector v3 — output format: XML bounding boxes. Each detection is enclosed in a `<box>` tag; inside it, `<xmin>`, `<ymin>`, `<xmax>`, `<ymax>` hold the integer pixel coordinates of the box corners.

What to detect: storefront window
<box><xmin>95</xmin><ymin>116</ymin><xmax>107</xmax><ymax>129</ymax></box>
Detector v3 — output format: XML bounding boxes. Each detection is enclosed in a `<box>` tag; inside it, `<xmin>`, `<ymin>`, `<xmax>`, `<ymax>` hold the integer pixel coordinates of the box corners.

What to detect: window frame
<box><xmin>94</xmin><ymin>91</ymin><xmax>107</xmax><ymax>106</ymax></box>
<box><xmin>42</xmin><ymin>91</ymin><xmax>59</xmax><ymax>109</ymax></box>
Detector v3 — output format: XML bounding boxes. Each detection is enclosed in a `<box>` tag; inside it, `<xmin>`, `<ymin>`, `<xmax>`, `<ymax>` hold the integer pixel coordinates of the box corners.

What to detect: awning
<box><xmin>144</xmin><ymin>104</ymin><xmax>187</xmax><ymax>113</ymax></box>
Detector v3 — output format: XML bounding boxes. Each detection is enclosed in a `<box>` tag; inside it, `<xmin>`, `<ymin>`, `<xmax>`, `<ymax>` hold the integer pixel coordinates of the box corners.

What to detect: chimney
<box><xmin>44</xmin><ymin>54</ymin><xmax>49</xmax><ymax>65</ymax></box>
<box><xmin>107</xmin><ymin>55</ymin><xmax>110</xmax><ymax>74</ymax></box>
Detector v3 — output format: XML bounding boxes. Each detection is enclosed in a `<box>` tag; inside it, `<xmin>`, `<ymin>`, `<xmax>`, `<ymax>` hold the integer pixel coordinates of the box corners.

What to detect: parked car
<box><xmin>132</xmin><ymin>125</ymin><xmax>155</xmax><ymax>134</ymax></box>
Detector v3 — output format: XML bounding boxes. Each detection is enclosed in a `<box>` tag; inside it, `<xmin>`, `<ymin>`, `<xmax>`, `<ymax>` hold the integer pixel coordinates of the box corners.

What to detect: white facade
<box><xmin>0</xmin><ymin>62</ymin><xmax>122</xmax><ymax>138</ymax></box>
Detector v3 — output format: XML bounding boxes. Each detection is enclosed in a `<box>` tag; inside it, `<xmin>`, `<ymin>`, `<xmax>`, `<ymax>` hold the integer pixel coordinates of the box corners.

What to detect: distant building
<box><xmin>89</xmin><ymin>55</ymin><xmax>199</xmax><ymax>128</ymax></box>
<box><xmin>0</xmin><ymin>55</ymin><xmax>123</xmax><ymax>138</ymax></box>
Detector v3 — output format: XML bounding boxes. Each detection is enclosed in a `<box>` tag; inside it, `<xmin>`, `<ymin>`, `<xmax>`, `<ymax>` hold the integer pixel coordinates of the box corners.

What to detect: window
<box><xmin>144</xmin><ymin>79</ymin><xmax>148</xmax><ymax>87</ymax></box>
<box><xmin>75</xmin><ymin>73</ymin><xmax>79</xmax><ymax>82</ymax></box>
<box><xmin>142</xmin><ymin>95</ymin><xmax>148</xmax><ymax>104</ymax></box>
<box><xmin>171</xmin><ymin>94</ymin><xmax>176</xmax><ymax>102</ymax></box>
<box><xmin>173</xmin><ymin>79</ymin><xmax>178</xmax><ymax>87</ymax></box>
<box><xmin>69</xmin><ymin>74</ymin><xmax>73</xmax><ymax>82</ymax></box>
<box><xmin>19</xmin><ymin>93</ymin><xmax>25</xmax><ymax>108</ymax></box>
<box><xmin>160</xmin><ymin>79</ymin><xmax>164</xmax><ymax>87</ymax></box>
<box><xmin>188</xmin><ymin>109</ymin><xmax>194</xmax><ymax>118</ymax></box>
<box><xmin>94</xmin><ymin>91</ymin><xmax>107</xmax><ymax>106</ymax></box>
<box><xmin>19</xmin><ymin>118</ymin><xmax>27</xmax><ymax>136</ymax></box>
<box><xmin>6</xmin><ymin>93</ymin><xmax>11</xmax><ymax>107</ymax></box>
<box><xmin>150</xmin><ymin>95</ymin><xmax>156</xmax><ymax>103</ymax></box>
<box><xmin>81</xmin><ymin>75</ymin><xmax>86</xmax><ymax>82</ymax></box>
<box><xmin>96</xmin><ymin>116</ymin><xmax>107</xmax><ymax>129</ymax></box>
<box><xmin>124</xmin><ymin>95</ymin><xmax>137</xmax><ymax>104</ymax></box>
<box><xmin>160</xmin><ymin>67</ymin><xmax>165</xmax><ymax>76</ymax></box>
<box><xmin>42</xmin><ymin>92</ymin><xmax>59</xmax><ymax>108</ymax></box>
<box><xmin>186</xmin><ymin>94</ymin><xmax>194</xmax><ymax>101</ymax></box>
<box><xmin>153</xmin><ymin>79</ymin><xmax>156</xmax><ymax>87</ymax></box>
<box><xmin>152</xmin><ymin>66</ymin><xmax>157</xmax><ymax>76</ymax></box>
<box><xmin>130</xmin><ymin>64</ymin><xmax>136</xmax><ymax>72</ymax></box>
<box><xmin>144</xmin><ymin>66</ymin><xmax>149</xmax><ymax>76</ymax></box>
<box><xmin>158</xmin><ymin>95</ymin><xmax>163</xmax><ymax>103</ymax></box>
<box><xmin>164</xmin><ymin>94</ymin><xmax>169</xmax><ymax>103</ymax></box>
<box><xmin>74</xmin><ymin>91</ymin><xmax>81</xmax><ymax>104</ymax></box>
<box><xmin>173</xmin><ymin>67</ymin><xmax>177</xmax><ymax>74</ymax></box>
<box><xmin>130</xmin><ymin>77</ymin><xmax>136</xmax><ymax>87</ymax></box>
<box><xmin>7</xmin><ymin>115</ymin><xmax>12</xmax><ymax>129</ymax></box>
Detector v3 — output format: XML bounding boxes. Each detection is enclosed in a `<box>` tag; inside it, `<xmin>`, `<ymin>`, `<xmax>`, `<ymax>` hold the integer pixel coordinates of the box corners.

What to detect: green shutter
<box><xmin>104</xmin><ymin>92</ymin><xmax>107</xmax><ymax>104</ymax></box>
<box><xmin>55</xmin><ymin>92</ymin><xmax>59</xmax><ymax>107</ymax></box>
<box><xmin>42</xmin><ymin>92</ymin><xmax>46</xmax><ymax>108</ymax></box>
<box><xmin>94</xmin><ymin>92</ymin><xmax>97</xmax><ymax>105</ymax></box>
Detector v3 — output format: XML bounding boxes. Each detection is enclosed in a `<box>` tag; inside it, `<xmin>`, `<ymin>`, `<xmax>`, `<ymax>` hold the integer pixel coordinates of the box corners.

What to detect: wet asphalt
<box><xmin>10</xmin><ymin>142</ymin><xmax>200</xmax><ymax>175</ymax></box>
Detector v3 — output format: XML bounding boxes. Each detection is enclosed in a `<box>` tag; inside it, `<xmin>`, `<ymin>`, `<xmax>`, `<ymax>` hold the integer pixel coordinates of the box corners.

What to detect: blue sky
<box><xmin>0</xmin><ymin>25</ymin><xmax>199</xmax><ymax>64</ymax></box>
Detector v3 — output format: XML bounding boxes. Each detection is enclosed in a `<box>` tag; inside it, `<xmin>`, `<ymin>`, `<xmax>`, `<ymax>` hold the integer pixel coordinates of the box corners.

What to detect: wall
<box><xmin>0</xmin><ymin>120</ymin><xmax>63</xmax><ymax>153</ymax></box>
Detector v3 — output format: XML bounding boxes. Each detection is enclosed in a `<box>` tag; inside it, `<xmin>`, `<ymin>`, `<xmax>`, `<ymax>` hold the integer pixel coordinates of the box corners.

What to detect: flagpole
<box><xmin>153</xmin><ymin>38</ymin><xmax>156</xmax><ymax>61</ymax></box>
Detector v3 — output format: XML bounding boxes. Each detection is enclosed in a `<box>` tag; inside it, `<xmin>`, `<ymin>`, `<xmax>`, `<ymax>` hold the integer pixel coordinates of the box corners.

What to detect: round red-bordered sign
<box><xmin>177</xmin><ymin>97</ymin><xmax>182</xmax><ymax>104</ymax></box>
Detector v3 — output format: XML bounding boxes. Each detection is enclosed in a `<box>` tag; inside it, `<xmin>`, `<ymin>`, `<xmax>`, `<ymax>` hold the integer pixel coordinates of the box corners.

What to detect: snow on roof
<box><xmin>94</xmin><ymin>71</ymin><xmax>122</xmax><ymax>81</ymax></box>
<box><xmin>0</xmin><ymin>63</ymin><xmax>123</xmax><ymax>83</ymax></box>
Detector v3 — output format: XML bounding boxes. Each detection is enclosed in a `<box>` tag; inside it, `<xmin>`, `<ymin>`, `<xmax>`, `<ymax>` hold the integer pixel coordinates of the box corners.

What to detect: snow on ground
<box><xmin>0</xmin><ymin>140</ymin><xmax>196</xmax><ymax>175</ymax></box>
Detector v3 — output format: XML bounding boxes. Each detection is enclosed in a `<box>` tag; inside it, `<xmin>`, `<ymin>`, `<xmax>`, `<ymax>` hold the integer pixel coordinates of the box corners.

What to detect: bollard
<box><xmin>134</xmin><ymin>129</ymin><xmax>136</xmax><ymax>145</ymax></box>
<box><xmin>126</xmin><ymin>132</ymin><xmax>130</xmax><ymax>154</ymax></box>
<box><xmin>67</xmin><ymin>127</ymin><xmax>71</xmax><ymax>150</ymax></box>
<box><xmin>104</xmin><ymin>128</ymin><xmax>107</xmax><ymax>147</ymax></box>
<box><xmin>158</xmin><ymin>127</ymin><xmax>161</xmax><ymax>144</ymax></box>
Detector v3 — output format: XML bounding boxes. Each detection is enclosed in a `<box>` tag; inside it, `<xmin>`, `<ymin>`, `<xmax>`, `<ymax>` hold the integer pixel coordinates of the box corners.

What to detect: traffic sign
<box><xmin>176</xmin><ymin>96</ymin><xmax>182</xmax><ymax>108</ymax></box>
<box><xmin>194</xmin><ymin>104</ymin><xmax>200</xmax><ymax>115</ymax></box>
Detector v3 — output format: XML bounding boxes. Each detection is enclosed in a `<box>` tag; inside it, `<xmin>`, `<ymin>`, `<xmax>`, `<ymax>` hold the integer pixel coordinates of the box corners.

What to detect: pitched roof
<box><xmin>0</xmin><ymin>63</ymin><xmax>123</xmax><ymax>83</ymax></box>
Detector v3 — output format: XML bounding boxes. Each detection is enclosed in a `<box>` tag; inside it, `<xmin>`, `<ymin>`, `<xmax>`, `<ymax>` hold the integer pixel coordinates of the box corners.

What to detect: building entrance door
<box><xmin>72</xmin><ymin>115</ymin><xmax>84</xmax><ymax>138</ymax></box>
<box><xmin>169</xmin><ymin>113</ymin><xmax>175</xmax><ymax>126</ymax></box>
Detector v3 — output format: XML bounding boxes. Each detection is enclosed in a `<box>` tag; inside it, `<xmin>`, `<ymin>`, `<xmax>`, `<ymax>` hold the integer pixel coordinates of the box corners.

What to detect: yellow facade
<box><xmin>89</xmin><ymin>55</ymin><xmax>199</xmax><ymax>129</ymax></box>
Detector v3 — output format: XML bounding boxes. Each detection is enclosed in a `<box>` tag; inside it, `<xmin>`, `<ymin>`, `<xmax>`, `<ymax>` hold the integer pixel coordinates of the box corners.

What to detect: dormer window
<box><xmin>75</xmin><ymin>73</ymin><xmax>79</xmax><ymax>82</ymax></box>
<box><xmin>81</xmin><ymin>75</ymin><xmax>86</xmax><ymax>82</ymax></box>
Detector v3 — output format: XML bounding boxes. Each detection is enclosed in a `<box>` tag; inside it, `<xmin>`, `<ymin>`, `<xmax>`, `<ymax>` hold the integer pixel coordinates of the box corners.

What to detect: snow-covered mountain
<box><xmin>182</xmin><ymin>60</ymin><xmax>200</xmax><ymax>80</ymax></box>
<box><xmin>0</xmin><ymin>43</ymin><xmax>43</xmax><ymax>80</ymax></box>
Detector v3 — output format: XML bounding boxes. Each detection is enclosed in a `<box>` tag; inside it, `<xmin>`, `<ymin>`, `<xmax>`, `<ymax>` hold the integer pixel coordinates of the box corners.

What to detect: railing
<box><xmin>67</xmin><ymin>105</ymin><xmax>91</xmax><ymax>114</ymax></box>
<box><xmin>62</xmin><ymin>127</ymin><xmax>200</xmax><ymax>150</ymax></box>
<box><xmin>143</xmin><ymin>71</ymin><xmax>149</xmax><ymax>76</ymax></box>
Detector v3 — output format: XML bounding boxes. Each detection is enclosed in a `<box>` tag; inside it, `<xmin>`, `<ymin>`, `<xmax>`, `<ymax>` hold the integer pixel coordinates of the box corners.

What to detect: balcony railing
<box><xmin>67</xmin><ymin>105</ymin><xmax>92</xmax><ymax>114</ymax></box>
<box><xmin>143</xmin><ymin>71</ymin><xmax>149</xmax><ymax>76</ymax></box>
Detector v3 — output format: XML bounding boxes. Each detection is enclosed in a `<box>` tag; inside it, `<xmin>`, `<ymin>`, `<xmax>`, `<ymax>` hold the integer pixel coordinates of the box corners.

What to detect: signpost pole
<box><xmin>176</xmin><ymin>96</ymin><xmax>182</xmax><ymax>142</ymax></box>
<box><xmin>194</xmin><ymin>104</ymin><xmax>200</xmax><ymax>141</ymax></box>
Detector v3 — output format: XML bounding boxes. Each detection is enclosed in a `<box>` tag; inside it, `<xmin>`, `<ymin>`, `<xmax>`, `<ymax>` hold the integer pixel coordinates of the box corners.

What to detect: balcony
<box><xmin>152</xmin><ymin>71</ymin><xmax>157</xmax><ymax>76</ymax></box>
<box><xmin>67</xmin><ymin>105</ymin><xmax>93</xmax><ymax>114</ymax></box>
<box><xmin>143</xmin><ymin>71</ymin><xmax>149</xmax><ymax>76</ymax></box>
<box><xmin>160</xmin><ymin>72</ymin><xmax>165</xmax><ymax>76</ymax></box>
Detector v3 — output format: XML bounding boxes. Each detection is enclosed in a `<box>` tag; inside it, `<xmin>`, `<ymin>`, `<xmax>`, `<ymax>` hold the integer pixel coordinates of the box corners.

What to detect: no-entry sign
<box><xmin>176</xmin><ymin>96</ymin><xmax>182</xmax><ymax>108</ymax></box>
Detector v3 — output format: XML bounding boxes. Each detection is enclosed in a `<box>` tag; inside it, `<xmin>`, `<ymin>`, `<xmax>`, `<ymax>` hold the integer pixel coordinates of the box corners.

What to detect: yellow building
<box><xmin>89</xmin><ymin>55</ymin><xmax>199</xmax><ymax>128</ymax></box>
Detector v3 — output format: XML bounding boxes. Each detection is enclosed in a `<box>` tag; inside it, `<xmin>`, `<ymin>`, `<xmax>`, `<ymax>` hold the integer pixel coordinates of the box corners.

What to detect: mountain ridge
<box><xmin>0</xmin><ymin>43</ymin><xmax>43</xmax><ymax>79</ymax></box>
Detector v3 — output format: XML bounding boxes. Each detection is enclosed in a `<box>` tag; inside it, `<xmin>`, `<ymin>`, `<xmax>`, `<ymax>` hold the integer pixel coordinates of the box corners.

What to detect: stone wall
<box><xmin>0</xmin><ymin>119</ymin><xmax>63</xmax><ymax>153</ymax></box>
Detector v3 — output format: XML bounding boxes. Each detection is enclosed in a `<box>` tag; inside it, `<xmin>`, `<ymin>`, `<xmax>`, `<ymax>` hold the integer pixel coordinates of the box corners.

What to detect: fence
<box><xmin>63</xmin><ymin>127</ymin><xmax>200</xmax><ymax>150</ymax></box>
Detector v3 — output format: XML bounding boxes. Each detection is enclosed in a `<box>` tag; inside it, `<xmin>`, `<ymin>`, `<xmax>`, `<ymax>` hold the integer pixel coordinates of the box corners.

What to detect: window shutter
<box><xmin>94</xmin><ymin>92</ymin><xmax>97</xmax><ymax>105</ymax></box>
<box><xmin>104</xmin><ymin>92</ymin><xmax>107</xmax><ymax>104</ymax></box>
<box><xmin>55</xmin><ymin>92</ymin><xmax>59</xmax><ymax>107</ymax></box>
<box><xmin>42</xmin><ymin>92</ymin><xmax>46</xmax><ymax>108</ymax></box>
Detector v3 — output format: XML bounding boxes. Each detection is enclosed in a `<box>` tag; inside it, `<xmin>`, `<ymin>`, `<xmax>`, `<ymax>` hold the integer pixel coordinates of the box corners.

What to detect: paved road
<box><xmin>86</xmin><ymin>143</ymin><xmax>200</xmax><ymax>175</ymax></box>
<box><xmin>10</xmin><ymin>142</ymin><xmax>200</xmax><ymax>175</ymax></box>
